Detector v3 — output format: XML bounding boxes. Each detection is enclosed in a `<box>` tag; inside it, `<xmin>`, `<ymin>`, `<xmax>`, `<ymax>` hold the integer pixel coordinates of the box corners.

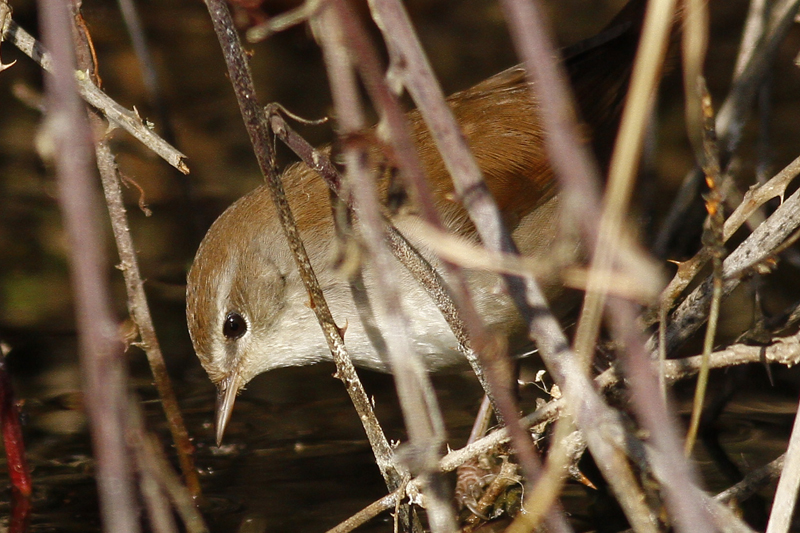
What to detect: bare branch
<box><xmin>201</xmin><ymin>0</ymin><xmax>406</xmax><ymax>501</ymax></box>
<box><xmin>2</xmin><ymin>18</ymin><xmax>188</xmax><ymax>174</ymax></box>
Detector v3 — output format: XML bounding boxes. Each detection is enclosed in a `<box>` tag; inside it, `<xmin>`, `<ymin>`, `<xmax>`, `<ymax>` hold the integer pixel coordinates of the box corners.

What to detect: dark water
<box><xmin>6</xmin><ymin>354</ymin><xmax>796</xmax><ymax>532</ymax></box>
<box><xmin>168</xmin><ymin>365</ymin><xmax>799</xmax><ymax>532</ymax></box>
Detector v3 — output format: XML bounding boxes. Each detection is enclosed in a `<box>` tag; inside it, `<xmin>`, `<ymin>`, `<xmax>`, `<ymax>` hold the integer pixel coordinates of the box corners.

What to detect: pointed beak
<box><xmin>215</xmin><ymin>372</ymin><xmax>241</xmax><ymax>446</ymax></box>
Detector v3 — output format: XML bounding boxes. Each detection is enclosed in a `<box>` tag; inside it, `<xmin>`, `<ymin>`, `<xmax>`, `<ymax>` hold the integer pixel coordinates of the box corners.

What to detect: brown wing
<box><xmin>396</xmin><ymin>0</ymin><xmax>647</xmax><ymax>236</ymax></box>
<box><xmin>286</xmin><ymin>0</ymin><xmax>649</xmax><ymax>240</ymax></box>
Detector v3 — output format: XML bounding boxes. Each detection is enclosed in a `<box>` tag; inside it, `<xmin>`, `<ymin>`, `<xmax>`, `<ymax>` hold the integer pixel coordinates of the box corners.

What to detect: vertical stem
<box><xmin>201</xmin><ymin>0</ymin><xmax>403</xmax><ymax>494</ymax></box>
<box><xmin>38</xmin><ymin>0</ymin><xmax>139</xmax><ymax>530</ymax></box>
<box><xmin>67</xmin><ymin>1</ymin><xmax>202</xmax><ymax>499</ymax></box>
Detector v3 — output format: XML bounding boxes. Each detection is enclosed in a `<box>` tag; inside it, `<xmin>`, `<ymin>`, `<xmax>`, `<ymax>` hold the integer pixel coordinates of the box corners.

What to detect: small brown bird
<box><xmin>187</xmin><ymin>1</ymin><xmax>646</xmax><ymax>444</ymax></box>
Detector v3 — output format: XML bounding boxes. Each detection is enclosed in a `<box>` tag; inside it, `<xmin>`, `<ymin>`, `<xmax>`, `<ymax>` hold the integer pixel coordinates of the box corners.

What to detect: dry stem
<box><xmin>202</xmin><ymin>0</ymin><xmax>406</xmax><ymax>504</ymax></box>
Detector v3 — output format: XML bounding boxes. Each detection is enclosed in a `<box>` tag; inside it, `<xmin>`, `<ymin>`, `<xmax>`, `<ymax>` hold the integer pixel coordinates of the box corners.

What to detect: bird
<box><xmin>187</xmin><ymin>0</ymin><xmax>648</xmax><ymax>445</ymax></box>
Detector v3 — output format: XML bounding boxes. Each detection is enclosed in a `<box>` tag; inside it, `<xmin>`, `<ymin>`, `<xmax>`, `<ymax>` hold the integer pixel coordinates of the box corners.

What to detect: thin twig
<box><xmin>652</xmin><ymin>180</ymin><xmax>800</xmax><ymax>356</ymax></box>
<box><xmin>95</xmin><ymin>126</ymin><xmax>202</xmax><ymax>499</ymax></box>
<box><xmin>570</xmin><ymin>0</ymin><xmax>674</xmax><ymax>370</ymax></box>
<box><xmin>246</xmin><ymin>0</ymin><xmax>325</xmax><ymax>42</ymax></box>
<box><xmin>325</xmin><ymin>492</ymin><xmax>399</xmax><ymax>533</ymax></box>
<box><xmin>734</xmin><ymin>0</ymin><xmax>770</xmax><ymax>79</ymax></box>
<box><xmin>717</xmin><ymin>0</ymin><xmax>800</xmax><ymax>154</ymax></box>
<box><xmin>316</xmin><ymin>4</ymin><xmax>455</xmax><ymax>530</ymax></box>
<box><xmin>412</xmin><ymin>221</ymin><xmax>658</xmax><ymax>302</ymax></box>
<box><xmin>645</xmin><ymin>152</ymin><xmax>800</xmax><ymax>328</ymax></box>
<box><xmin>116</xmin><ymin>0</ymin><xmax>171</xmax><ymax>134</ymax></box>
<box><xmin>452</xmin><ymin>333</ymin><xmax>800</xmax><ymax>477</ymax></box>
<box><xmin>681</xmin><ymin>0</ymin><xmax>722</xmax><ymax>455</ymax></box>
<box><xmin>1</xmin><ymin>18</ymin><xmax>188</xmax><ymax>174</ymax></box>
<box><xmin>573</xmin><ymin>0</ymin><xmax>718</xmax><ymax>524</ymax></box>
<box><xmin>717</xmin><ymin>453</ymin><xmax>784</xmax><ymax>505</ymax></box>
<box><xmin>202</xmin><ymin>0</ymin><xmax>405</xmax><ymax>498</ymax></box>
<box><xmin>346</xmin><ymin>0</ymin><xmax>518</xmax><ymax>432</ymax></box>
<box><xmin>69</xmin><ymin>3</ymin><xmax>202</xmax><ymax>499</ymax></box>
<box><xmin>684</xmin><ymin>80</ymin><xmax>725</xmax><ymax>456</ymax></box>
<box><xmin>366</xmin><ymin>3</ymin><xmax>571</xmax><ymax>529</ymax></box>
<box><xmin>127</xmin><ymin>398</ymin><xmax>209</xmax><ymax>533</ymax></box>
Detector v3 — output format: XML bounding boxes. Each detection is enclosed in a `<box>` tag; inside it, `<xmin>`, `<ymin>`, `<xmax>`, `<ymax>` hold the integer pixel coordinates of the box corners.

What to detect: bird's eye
<box><xmin>223</xmin><ymin>312</ymin><xmax>247</xmax><ymax>340</ymax></box>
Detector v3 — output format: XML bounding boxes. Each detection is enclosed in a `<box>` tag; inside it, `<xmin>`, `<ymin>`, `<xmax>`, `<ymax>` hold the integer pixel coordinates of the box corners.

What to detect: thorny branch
<box><xmin>1</xmin><ymin>15</ymin><xmax>188</xmax><ymax>174</ymax></box>
<box><xmin>328</xmin><ymin>336</ymin><xmax>800</xmax><ymax>533</ymax></box>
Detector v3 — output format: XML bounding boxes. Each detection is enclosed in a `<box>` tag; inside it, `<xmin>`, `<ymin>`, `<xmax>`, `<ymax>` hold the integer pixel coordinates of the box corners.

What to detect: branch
<box><xmin>1</xmin><ymin>17</ymin><xmax>189</xmax><ymax>174</ymax></box>
<box><xmin>37</xmin><ymin>0</ymin><xmax>139</xmax><ymax>529</ymax></box>
<box><xmin>66</xmin><ymin>3</ymin><xmax>203</xmax><ymax>500</ymax></box>
<box><xmin>655</xmin><ymin>181</ymin><xmax>800</xmax><ymax>355</ymax></box>
<box><xmin>201</xmin><ymin>0</ymin><xmax>406</xmax><ymax>501</ymax></box>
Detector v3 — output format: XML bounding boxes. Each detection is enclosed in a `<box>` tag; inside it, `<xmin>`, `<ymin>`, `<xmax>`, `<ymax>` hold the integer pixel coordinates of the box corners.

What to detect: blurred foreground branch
<box><xmin>66</xmin><ymin>3</ymin><xmax>202</xmax><ymax>499</ymax></box>
<box><xmin>37</xmin><ymin>0</ymin><xmax>139</xmax><ymax>529</ymax></box>
<box><xmin>201</xmin><ymin>0</ymin><xmax>410</xmax><ymax>516</ymax></box>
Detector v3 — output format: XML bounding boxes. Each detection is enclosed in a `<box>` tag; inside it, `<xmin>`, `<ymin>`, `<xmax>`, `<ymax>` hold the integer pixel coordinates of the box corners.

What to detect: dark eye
<box><xmin>223</xmin><ymin>312</ymin><xmax>247</xmax><ymax>340</ymax></box>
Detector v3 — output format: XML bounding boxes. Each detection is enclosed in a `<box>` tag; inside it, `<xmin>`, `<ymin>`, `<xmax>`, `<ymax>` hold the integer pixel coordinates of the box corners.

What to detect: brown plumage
<box><xmin>186</xmin><ymin>0</ymin><xmax>649</xmax><ymax>444</ymax></box>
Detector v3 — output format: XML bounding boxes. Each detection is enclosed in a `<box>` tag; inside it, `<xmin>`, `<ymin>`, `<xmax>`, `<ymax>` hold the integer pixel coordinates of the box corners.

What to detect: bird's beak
<box><xmin>215</xmin><ymin>372</ymin><xmax>241</xmax><ymax>446</ymax></box>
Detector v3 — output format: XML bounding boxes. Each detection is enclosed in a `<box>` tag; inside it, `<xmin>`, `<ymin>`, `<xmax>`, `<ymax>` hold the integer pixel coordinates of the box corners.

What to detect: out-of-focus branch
<box><xmin>342</xmin><ymin>0</ymin><xmax>518</xmax><ymax>429</ymax></box>
<box><xmin>246</xmin><ymin>0</ymin><xmax>324</xmax><ymax>41</ymax></box>
<box><xmin>316</xmin><ymin>4</ymin><xmax>454</xmax><ymax>530</ymax></box>
<box><xmin>412</xmin><ymin>221</ymin><xmax>657</xmax><ymax>302</ymax></box>
<box><xmin>365</xmin><ymin>3</ymin><xmax>575</xmax><ymax>529</ymax></box>
<box><xmin>499</xmin><ymin>0</ymin><xmax>705</xmax><ymax>531</ymax></box>
<box><xmin>201</xmin><ymin>0</ymin><xmax>405</xmax><ymax>500</ymax></box>
<box><xmin>765</xmin><ymin>401</ymin><xmax>800</xmax><ymax>530</ymax></box>
<box><xmin>127</xmin><ymin>398</ymin><xmax>209</xmax><ymax>533</ymax></box>
<box><xmin>36</xmin><ymin>0</ymin><xmax>139</xmax><ymax>530</ymax></box>
<box><xmin>717</xmin><ymin>0</ymin><xmax>800</xmax><ymax>153</ymax></box>
<box><xmin>684</xmin><ymin>81</ymin><xmax>726</xmax><ymax>456</ymax></box>
<box><xmin>66</xmin><ymin>2</ymin><xmax>202</xmax><ymax>500</ymax></box>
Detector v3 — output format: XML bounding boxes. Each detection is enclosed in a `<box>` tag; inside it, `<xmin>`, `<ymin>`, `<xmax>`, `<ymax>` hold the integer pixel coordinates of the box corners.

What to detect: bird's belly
<box><xmin>324</xmin><ymin>274</ymin><xmax>469</xmax><ymax>373</ymax></box>
<box><xmin>319</xmin><ymin>195</ymin><xmax>573</xmax><ymax>374</ymax></box>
